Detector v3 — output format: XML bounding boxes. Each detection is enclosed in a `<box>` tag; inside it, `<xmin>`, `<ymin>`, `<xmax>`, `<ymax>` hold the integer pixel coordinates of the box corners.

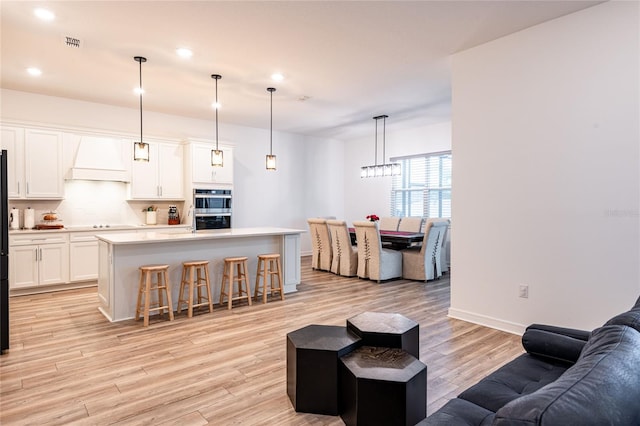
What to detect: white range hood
<box><xmin>66</xmin><ymin>135</ymin><xmax>130</xmax><ymax>182</ymax></box>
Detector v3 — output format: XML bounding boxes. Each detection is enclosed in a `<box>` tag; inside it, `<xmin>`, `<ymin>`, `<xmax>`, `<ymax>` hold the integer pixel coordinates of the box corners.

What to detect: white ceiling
<box><xmin>0</xmin><ymin>1</ymin><xmax>602</xmax><ymax>139</ymax></box>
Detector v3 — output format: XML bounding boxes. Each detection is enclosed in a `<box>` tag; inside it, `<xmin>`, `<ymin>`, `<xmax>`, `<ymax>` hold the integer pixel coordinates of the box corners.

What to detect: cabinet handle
<box><xmin>39</xmin><ymin>248</ymin><xmax>42</xmax><ymax>261</ymax></box>
<box><xmin>159</xmin><ymin>186</ymin><xmax>162</xmax><ymax>197</ymax></box>
<box><xmin>26</xmin><ymin>182</ymin><xmax>29</xmax><ymax>195</ymax></box>
<box><xmin>17</xmin><ymin>182</ymin><xmax>20</xmax><ymax>194</ymax></box>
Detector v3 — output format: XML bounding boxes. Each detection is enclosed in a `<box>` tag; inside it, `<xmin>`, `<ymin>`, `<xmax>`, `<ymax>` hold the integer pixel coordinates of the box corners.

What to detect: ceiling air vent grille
<box><xmin>64</xmin><ymin>36</ymin><xmax>81</xmax><ymax>48</ymax></box>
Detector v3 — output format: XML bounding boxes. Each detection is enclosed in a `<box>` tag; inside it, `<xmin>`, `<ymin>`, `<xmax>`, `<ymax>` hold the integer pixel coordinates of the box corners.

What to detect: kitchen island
<box><xmin>96</xmin><ymin>227</ymin><xmax>304</xmax><ymax>322</ymax></box>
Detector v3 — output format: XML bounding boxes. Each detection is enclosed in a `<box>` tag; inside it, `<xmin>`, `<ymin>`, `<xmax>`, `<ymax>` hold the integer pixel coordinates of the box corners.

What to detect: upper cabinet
<box><xmin>0</xmin><ymin>126</ymin><xmax>25</xmax><ymax>198</ymax></box>
<box><xmin>0</xmin><ymin>126</ymin><xmax>64</xmax><ymax>199</ymax></box>
<box><xmin>188</xmin><ymin>142</ymin><xmax>233</xmax><ymax>185</ymax></box>
<box><xmin>130</xmin><ymin>140</ymin><xmax>183</xmax><ymax>200</ymax></box>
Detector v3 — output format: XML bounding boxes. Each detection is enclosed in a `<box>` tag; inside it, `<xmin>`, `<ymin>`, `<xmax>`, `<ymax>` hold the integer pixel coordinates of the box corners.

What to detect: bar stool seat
<box><xmin>177</xmin><ymin>260</ymin><xmax>213</xmax><ymax>318</ymax></box>
<box><xmin>255</xmin><ymin>253</ymin><xmax>285</xmax><ymax>303</ymax></box>
<box><xmin>135</xmin><ymin>264</ymin><xmax>174</xmax><ymax>327</ymax></box>
<box><xmin>220</xmin><ymin>256</ymin><xmax>252</xmax><ymax>310</ymax></box>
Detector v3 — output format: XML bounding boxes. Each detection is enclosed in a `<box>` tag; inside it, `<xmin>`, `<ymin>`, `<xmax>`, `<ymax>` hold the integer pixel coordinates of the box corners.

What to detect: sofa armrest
<box><xmin>522</xmin><ymin>325</ymin><xmax>590</xmax><ymax>364</ymax></box>
<box><xmin>525</xmin><ymin>324</ymin><xmax>591</xmax><ymax>341</ymax></box>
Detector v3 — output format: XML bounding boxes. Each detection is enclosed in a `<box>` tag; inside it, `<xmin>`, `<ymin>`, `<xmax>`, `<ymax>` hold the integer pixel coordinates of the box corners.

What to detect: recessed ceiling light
<box><xmin>27</xmin><ymin>67</ymin><xmax>42</xmax><ymax>76</ymax></box>
<box><xmin>271</xmin><ymin>73</ymin><xmax>284</xmax><ymax>81</ymax></box>
<box><xmin>176</xmin><ymin>48</ymin><xmax>193</xmax><ymax>58</ymax></box>
<box><xmin>34</xmin><ymin>8</ymin><xmax>55</xmax><ymax>21</ymax></box>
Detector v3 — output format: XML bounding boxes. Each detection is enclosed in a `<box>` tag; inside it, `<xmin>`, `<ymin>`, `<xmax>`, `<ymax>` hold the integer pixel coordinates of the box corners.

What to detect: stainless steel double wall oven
<box><xmin>193</xmin><ymin>188</ymin><xmax>231</xmax><ymax>230</ymax></box>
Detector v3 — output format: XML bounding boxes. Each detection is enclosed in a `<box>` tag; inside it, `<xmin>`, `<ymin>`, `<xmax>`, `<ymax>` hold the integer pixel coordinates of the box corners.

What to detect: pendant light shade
<box><xmin>211</xmin><ymin>74</ymin><xmax>224</xmax><ymax>167</ymax></box>
<box><xmin>133</xmin><ymin>56</ymin><xmax>149</xmax><ymax>162</ymax></box>
<box><xmin>360</xmin><ymin>114</ymin><xmax>400</xmax><ymax>178</ymax></box>
<box><xmin>266</xmin><ymin>87</ymin><xmax>276</xmax><ymax>171</ymax></box>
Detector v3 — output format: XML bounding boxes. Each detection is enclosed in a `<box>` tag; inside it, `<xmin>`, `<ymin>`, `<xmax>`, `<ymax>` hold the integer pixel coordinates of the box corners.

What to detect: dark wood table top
<box><xmin>348</xmin><ymin>228</ymin><xmax>424</xmax><ymax>248</ymax></box>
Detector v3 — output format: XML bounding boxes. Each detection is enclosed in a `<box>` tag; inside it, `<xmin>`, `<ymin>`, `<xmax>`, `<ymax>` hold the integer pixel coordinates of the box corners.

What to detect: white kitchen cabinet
<box><xmin>190</xmin><ymin>143</ymin><xmax>233</xmax><ymax>185</ymax></box>
<box><xmin>130</xmin><ymin>141</ymin><xmax>183</xmax><ymax>199</ymax></box>
<box><xmin>69</xmin><ymin>234</ymin><xmax>99</xmax><ymax>282</ymax></box>
<box><xmin>24</xmin><ymin>129</ymin><xmax>65</xmax><ymax>199</ymax></box>
<box><xmin>0</xmin><ymin>126</ymin><xmax>25</xmax><ymax>198</ymax></box>
<box><xmin>9</xmin><ymin>233</ymin><xmax>69</xmax><ymax>289</ymax></box>
<box><xmin>0</xmin><ymin>126</ymin><xmax>64</xmax><ymax>199</ymax></box>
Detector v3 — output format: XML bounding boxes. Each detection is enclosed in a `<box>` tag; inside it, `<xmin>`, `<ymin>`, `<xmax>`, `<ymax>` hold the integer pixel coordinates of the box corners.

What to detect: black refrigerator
<box><xmin>1</xmin><ymin>149</ymin><xmax>8</xmax><ymax>354</ymax></box>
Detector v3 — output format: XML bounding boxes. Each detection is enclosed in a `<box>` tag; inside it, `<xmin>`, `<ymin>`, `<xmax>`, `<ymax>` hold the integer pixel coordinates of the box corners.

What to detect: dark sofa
<box><xmin>424</xmin><ymin>296</ymin><xmax>640</xmax><ymax>425</ymax></box>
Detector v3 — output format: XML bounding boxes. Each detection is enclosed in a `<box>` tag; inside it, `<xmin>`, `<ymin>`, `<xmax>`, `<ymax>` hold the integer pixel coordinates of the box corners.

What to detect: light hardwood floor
<box><xmin>0</xmin><ymin>257</ymin><xmax>524</xmax><ymax>425</ymax></box>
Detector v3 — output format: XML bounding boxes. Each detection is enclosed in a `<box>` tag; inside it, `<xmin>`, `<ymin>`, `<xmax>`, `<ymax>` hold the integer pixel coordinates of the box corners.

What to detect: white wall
<box><xmin>0</xmin><ymin>88</ymin><xmax>338</xmax><ymax>253</ymax></box>
<box><xmin>451</xmin><ymin>1</ymin><xmax>640</xmax><ymax>333</ymax></box>
<box><xmin>343</xmin><ymin>121</ymin><xmax>452</xmax><ymax>225</ymax></box>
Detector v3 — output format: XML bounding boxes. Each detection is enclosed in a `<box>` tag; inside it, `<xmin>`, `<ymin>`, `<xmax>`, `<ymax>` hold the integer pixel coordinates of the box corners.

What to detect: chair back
<box><xmin>353</xmin><ymin>220</ymin><xmax>383</xmax><ymax>279</ymax></box>
<box><xmin>378</xmin><ymin>216</ymin><xmax>400</xmax><ymax>232</ymax></box>
<box><xmin>327</xmin><ymin>219</ymin><xmax>358</xmax><ymax>276</ymax></box>
<box><xmin>398</xmin><ymin>217</ymin><xmax>424</xmax><ymax>233</ymax></box>
<box><xmin>420</xmin><ymin>218</ymin><xmax>450</xmax><ymax>280</ymax></box>
<box><xmin>307</xmin><ymin>218</ymin><xmax>332</xmax><ymax>271</ymax></box>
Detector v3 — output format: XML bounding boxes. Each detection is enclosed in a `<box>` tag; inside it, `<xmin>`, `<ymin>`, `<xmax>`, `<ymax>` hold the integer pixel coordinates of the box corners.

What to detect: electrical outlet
<box><xmin>519</xmin><ymin>285</ymin><xmax>529</xmax><ymax>299</ymax></box>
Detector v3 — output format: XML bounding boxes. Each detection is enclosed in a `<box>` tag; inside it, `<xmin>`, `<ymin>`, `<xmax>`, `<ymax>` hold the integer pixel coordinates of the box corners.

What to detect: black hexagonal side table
<box><xmin>347</xmin><ymin>311</ymin><xmax>420</xmax><ymax>358</ymax></box>
<box><xmin>339</xmin><ymin>346</ymin><xmax>427</xmax><ymax>426</ymax></box>
<box><xmin>287</xmin><ymin>324</ymin><xmax>362</xmax><ymax>415</ymax></box>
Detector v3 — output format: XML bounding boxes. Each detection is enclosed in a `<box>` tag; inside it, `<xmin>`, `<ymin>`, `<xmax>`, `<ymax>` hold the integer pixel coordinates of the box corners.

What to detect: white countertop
<box><xmin>9</xmin><ymin>224</ymin><xmax>190</xmax><ymax>234</ymax></box>
<box><xmin>96</xmin><ymin>227</ymin><xmax>306</xmax><ymax>245</ymax></box>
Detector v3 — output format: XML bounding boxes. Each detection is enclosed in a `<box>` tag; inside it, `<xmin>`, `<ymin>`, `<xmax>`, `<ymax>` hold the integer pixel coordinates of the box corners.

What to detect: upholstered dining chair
<box><xmin>378</xmin><ymin>216</ymin><xmax>401</xmax><ymax>232</ymax></box>
<box><xmin>307</xmin><ymin>218</ymin><xmax>332</xmax><ymax>271</ymax></box>
<box><xmin>353</xmin><ymin>220</ymin><xmax>402</xmax><ymax>283</ymax></box>
<box><xmin>326</xmin><ymin>219</ymin><xmax>358</xmax><ymax>277</ymax></box>
<box><xmin>397</xmin><ymin>217</ymin><xmax>424</xmax><ymax>233</ymax></box>
<box><xmin>401</xmin><ymin>218</ymin><xmax>450</xmax><ymax>281</ymax></box>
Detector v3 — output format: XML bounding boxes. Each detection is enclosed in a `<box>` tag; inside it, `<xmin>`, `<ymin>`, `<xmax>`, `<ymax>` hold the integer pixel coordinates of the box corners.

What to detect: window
<box><xmin>391</xmin><ymin>151</ymin><xmax>451</xmax><ymax>218</ymax></box>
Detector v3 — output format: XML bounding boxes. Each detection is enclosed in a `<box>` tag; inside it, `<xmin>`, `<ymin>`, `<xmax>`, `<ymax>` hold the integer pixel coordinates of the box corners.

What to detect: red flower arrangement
<box><xmin>366</xmin><ymin>214</ymin><xmax>380</xmax><ymax>222</ymax></box>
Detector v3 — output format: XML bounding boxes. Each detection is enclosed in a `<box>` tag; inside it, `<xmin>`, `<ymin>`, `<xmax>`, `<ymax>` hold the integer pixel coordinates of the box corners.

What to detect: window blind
<box><xmin>390</xmin><ymin>151</ymin><xmax>451</xmax><ymax>218</ymax></box>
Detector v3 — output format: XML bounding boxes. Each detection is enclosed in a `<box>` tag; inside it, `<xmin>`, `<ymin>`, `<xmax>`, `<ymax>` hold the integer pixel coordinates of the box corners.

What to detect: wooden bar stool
<box><xmin>220</xmin><ymin>256</ymin><xmax>252</xmax><ymax>310</ymax></box>
<box><xmin>177</xmin><ymin>260</ymin><xmax>213</xmax><ymax>318</ymax></box>
<box><xmin>135</xmin><ymin>264</ymin><xmax>174</xmax><ymax>327</ymax></box>
<box><xmin>254</xmin><ymin>253</ymin><xmax>285</xmax><ymax>304</ymax></box>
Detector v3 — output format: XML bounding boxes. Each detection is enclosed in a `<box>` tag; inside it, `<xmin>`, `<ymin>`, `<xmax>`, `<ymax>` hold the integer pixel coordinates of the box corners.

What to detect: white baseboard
<box><xmin>447</xmin><ymin>307</ymin><xmax>526</xmax><ymax>336</ymax></box>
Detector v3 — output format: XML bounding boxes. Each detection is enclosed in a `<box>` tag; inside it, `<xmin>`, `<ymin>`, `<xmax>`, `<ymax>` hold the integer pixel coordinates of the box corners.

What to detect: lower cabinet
<box><xmin>69</xmin><ymin>237</ymin><xmax>99</xmax><ymax>282</ymax></box>
<box><xmin>10</xmin><ymin>234</ymin><xmax>69</xmax><ymax>289</ymax></box>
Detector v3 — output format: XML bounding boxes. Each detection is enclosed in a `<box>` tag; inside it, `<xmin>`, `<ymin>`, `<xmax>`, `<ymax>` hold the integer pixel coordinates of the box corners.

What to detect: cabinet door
<box><xmin>39</xmin><ymin>243</ymin><xmax>69</xmax><ymax>285</ymax></box>
<box><xmin>9</xmin><ymin>245</ymin><xmax>38</xmax><ymax>289</ymax></box>
<box><xmin>24</xmin><ymin>129</ymin><xmax>64</xmax><ymax>199</ymax></box>
<box><xmin>157</xmin><ymin>143</ymin><xmax>183</xmax><ymax>199</ymax></box>
<box><xmin>69</xmin><ymin>241</ymin><xmax>99</xmax><ymax>282</ymax></box>
<box><xmin>131</xmin><ymin>143</ymin><xmax>160</xmax><ymax>199</ymax></box>
<box><xmin>192</xmin><ymin>144</ymin><xmax>233</xmax><ymax>184</ymax></box>
<box><xmin>0</xmin><ymin>126</ymin><xmax>25</xmax><ymax>198</ymax></box>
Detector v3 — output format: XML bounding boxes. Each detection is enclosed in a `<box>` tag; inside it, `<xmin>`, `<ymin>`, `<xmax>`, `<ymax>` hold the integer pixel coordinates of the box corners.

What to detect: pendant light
<box><xmin>133</xmin><ymin>56</ymin><xmax>149</xmax><ymax>162</ymax></box>
<box><xmin>360</xmin><ymin>114</ymin><xmax>400</xmax><ymax>178</ymax></box>
<box><xmin>210</xmin><ymin>74</ymin><xmax>224</xmax><ymax>167</ymax></box>
<box><xmin>266</xmin><ymin>87</ymin><xmax>277</xmax><ymax>171</ymax></box>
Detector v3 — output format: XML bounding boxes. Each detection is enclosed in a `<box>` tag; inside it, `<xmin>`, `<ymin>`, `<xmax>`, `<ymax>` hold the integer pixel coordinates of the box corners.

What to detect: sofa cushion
<box><xmin>421</xmin><ymin>398</ymin><xmax>494</xmax><ymax>426</ymax></box>
<box><xmin>493</xmin><ymin>325</ymin><xmax>640</xmax><ymax>425</ymax></box>
<box><xmin>457</xmin><ymin>354</ymin><xmax>569</xmax><ymax>413</ymax></box>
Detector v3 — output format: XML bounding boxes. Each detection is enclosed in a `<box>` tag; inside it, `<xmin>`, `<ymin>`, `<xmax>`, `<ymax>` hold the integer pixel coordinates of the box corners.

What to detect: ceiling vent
<box><xmin>64</xmin><ymin>36</ymin><xmax>81</xmax><ymax>49</ymax></box>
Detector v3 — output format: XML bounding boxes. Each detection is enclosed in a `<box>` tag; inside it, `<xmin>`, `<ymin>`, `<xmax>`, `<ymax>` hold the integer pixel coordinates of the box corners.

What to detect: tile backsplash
<box><xmin>9</xmin><ymin>180</ymin><xmax>186</xmax><ymax>228</ymax></box>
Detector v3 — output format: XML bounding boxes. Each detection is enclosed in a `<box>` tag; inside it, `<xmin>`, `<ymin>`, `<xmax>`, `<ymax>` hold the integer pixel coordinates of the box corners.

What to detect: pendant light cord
<box><xmin>374</xmin><ymin>117</ymin><xmax>378</xmax><ymax>166</ymax></box>
<box><xmin>268</xmin><ymin>87</ymin><xmax>276</xmax><ymax>155</ymax></box>
<box><xmin>139</xmin><ymin>60</ymin><xmax>143</xmax><ymax>145</ymax></box>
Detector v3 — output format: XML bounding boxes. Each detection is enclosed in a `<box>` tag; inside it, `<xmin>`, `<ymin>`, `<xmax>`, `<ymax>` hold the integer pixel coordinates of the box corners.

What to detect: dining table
<box><xmin>348</xmin><ymin>228</ymin><xmax>424</xmax><ymax>249</ymax></box>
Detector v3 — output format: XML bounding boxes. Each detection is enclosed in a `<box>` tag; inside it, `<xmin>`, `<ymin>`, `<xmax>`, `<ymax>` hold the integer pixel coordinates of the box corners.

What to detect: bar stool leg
<box><xmin>202</xmin><ymin>266</ymin><xmax>214</xmax><ymax>313</ymax></box>
<box><xmin>143</xmin><ymin>271</ymin><xmax>152</xmax><ymax>327</ymax></box>
<box><xmin>242</xmin><ymin>259</ymin><xmax>252</xmax><ymax>306</ymax></box>
<box><xmin>188</xmin><ymin>265</ymin><xmax>195</xmax><ymax>318</ymax></box>
<box><xmin>275</xmin><ymin>256</ymin><xmax>284</xmax><ymax>300</ymax></box>
<box><xmin>163</xmin><ymin>270</ymin><xmax>174</xmax><ymax>321</ymax></box>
